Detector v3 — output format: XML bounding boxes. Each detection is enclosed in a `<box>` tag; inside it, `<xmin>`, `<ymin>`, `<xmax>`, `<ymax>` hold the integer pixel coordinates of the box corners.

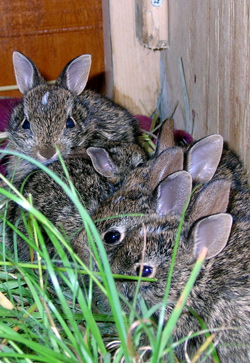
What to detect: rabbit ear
<box><xmin>148</xmin><ymin>147</ymin><xmax>184</xmax><ymax>191</ymax></box>
<box><xmin>155</xmin><ymin>118</ymin><xmax>175</xmax><ymax>156</ymax></box>
<box><xmin>186</xmin><ymin>134</ymin><xmax>223</xmax><ymax>183</ymax></box>
<box><xmin>87</xmin><ymin>147</ymin><xmax>116</xmax><ymax>178</ymax></box>
<box><xmin>192</xmin><ymin>213</ymin><xmax>233</xmax><ymax>259</ymax></box>
<box><xmin>13</xmin><ymin>51</ymin><xmax>45</xmax><ymax>94</ymax></box>
<box><xmin>56</xmin><ymin>54</ymin><xmax>92</xmax><ymax>95</ymax></box>
<box><xmin>188</xmin><ymin>179</ymin><xmax>231</xmax><ymax>223</ymax></box>
<box><xmin>156</xmin><ymin>171</ymin><xmax>192</xmax><ymax>216</ymax></box>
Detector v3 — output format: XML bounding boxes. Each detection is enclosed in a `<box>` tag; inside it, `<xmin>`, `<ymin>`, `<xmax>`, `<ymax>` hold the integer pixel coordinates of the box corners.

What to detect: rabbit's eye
<box><xmin>135</xmin><ymin>265</ymin><xmax>154</xmax><ymax>278</ymax></box>
<box><xmin>103</xmin><ymin>230</ymin><xmax>121</xmax><ymax>245</ymax></box>
<box><xmin>66</xmin><ymin>116</ymin><xmax>75</xmax><ymax>129</ymax></box>
<box><xmin>22</xmin><ymin>118</ymin><xmax>30</xmax><ymax>130</ymax></box>
<box><xmin>136</xmin><ymin>162</ymin><xmax>144</xmax><ymax>167</ymax></box>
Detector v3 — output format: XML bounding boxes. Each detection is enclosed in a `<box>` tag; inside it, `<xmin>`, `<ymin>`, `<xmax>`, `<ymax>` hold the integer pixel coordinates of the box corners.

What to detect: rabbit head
<box><xmin>104</xmin><ymin>173</ymin><xmax>237</xmax><ymax>360</ymax></box>
<box><xmin>108</xmin><ymin>172</ymin><xmax>232</xmax><ymax>292</ymax></box>
<box><xmin>73</xmin><ymin>133</ymin><xmax>224</xmax><ymax>263</ymax></box>
<box><xmin>72</xmin><ymin>146</ymin><xmax>184</xmax><ymax>262</ymax></box>
<box><xmin>86</xmin><ymin>141</ymin><xmax>147</xmax><ymax>185</ymax></box>
<box><xmin>106</xmin><ymin>175</ymin><xmax>250</xmax><ymax>361</ymax></box>
<box><xmin>6</xmin><ymin>52</ymin><xmax>140</xmax><ymax>181</ymax></box>
<box><xmin>6</xmin><ymin>53</ymin><xmax>91</xmax><ymax>173</ymax></box>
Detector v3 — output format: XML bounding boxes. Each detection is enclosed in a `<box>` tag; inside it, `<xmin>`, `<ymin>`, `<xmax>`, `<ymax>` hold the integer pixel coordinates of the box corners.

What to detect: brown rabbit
<box><xmin>102</xmin><ymin>171</ymin><xmax>250</xmax><ymax>362</ymax></box>
<box><xmin>4</xmin><ymin>117</ymin><xmax>177</xmax><ymax>261</ymax></box>
<box><xmin>74</xmin><ymin>170</ymin><xmax>237</xmax><ymax>361</ymax></box>
<box><xmin>5</xmin><ymin>141</ymin><xmax>147</xmax><ymax>261</ymax></box>
<box><xmin>72</xmin><ymin>132</ymin><xmax>224</xmax><ymax>261</ymax></box>
<box><xmin>5</xmin><ymin>52</ymin><xmax>141</xmax><ymax>182</ymax></box>
<box><xmin>79</xmin><ymin>126</ymin><xmax>248</xmax><ymax>245</ymax></box>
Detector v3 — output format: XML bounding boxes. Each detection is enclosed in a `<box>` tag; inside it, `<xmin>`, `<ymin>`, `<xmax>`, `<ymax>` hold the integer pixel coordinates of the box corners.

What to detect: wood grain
<box><xmin>0</xmin><ymin>0</ymin><xmax>105</xmax><ymax>97</ymax></box>
<box><xmin>135</xmin><ymin>0</ymin><xmax>169</xmax><ymax>50</ymax></box>
<box><xmin>103</xmin><ymin>0</ymin><xmax>166</xmax><ymax>115</ymax></box>
<box><xmin>162</xmin><ymin>0</ymin><xmax>250</xmax><ymax>180</ymax></box>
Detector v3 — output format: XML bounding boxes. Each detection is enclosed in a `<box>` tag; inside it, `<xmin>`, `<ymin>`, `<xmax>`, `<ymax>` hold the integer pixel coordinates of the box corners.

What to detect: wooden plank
<box><xmin>135</xmin><ymin>0</ymin><xmax>169</xmax><ymax>50</ymax></box>
<box><xmin>103</xmin><ymin>0</ymin><xmax>168</xmax><ymax>116</ymax></box>
<box><xmin>162</xmin><ymin>0</ymin><xmax>250</xmax><ymax>180</ymax></box>
<box><xmin>0</xmin><ymin>0</ymin><xmax>104</xmax><ymax>97</ymax></box>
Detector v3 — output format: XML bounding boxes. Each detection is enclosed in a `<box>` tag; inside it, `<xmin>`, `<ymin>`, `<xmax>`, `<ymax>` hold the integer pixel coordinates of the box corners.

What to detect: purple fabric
<box><xmin>134</xmin><ymin>114</ymin><xmax>193</xmax><ymax>145</ymax></box>
<box><xmin>0</xmin><ymin>98</ymin><xmax>21</xmax><ymax>175</ymax></box>
<box><xmin>0</xmin><ymin>98</ymin><xmax>21</xmax><ymax>131</ymax></box>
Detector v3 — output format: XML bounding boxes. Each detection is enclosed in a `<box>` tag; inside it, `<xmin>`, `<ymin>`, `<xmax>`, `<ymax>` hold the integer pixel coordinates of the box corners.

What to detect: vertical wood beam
<box><xmin>102</xmin><ymin>0</ymin><xmax>168</xmax><ymax>116</ymax></box>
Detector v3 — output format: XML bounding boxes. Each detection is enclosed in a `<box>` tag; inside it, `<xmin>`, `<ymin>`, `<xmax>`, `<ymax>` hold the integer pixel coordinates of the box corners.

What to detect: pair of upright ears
<box><xmin>155</xmin><ymin>170</ymin><xmax>232</xmax><ymax>260</ymax></box>
<box><xmin>13</xmin><ymin>51</ymin><xmax>92</xmax><ymax>96</ymax></box>
<box><xmin>155</xmin><ymin>116</ymin><xmax>223</xmax><ymax>181</ymax></box>
<box><xmin>145</xmin><ymin>122</ymin><xmax>231</xmax><ymax>259</ymax></box>
<box><xmin>144</xmin><ymin>126</ymin><xmax>223</xmax><ymax>195</ymax></box>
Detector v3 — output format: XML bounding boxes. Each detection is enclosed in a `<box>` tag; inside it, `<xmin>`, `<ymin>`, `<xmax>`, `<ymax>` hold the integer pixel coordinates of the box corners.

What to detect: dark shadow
<box><xmin>86</xmin><ymin>72</ymin><xmax>106</xmax><ymax>95</ymax></box>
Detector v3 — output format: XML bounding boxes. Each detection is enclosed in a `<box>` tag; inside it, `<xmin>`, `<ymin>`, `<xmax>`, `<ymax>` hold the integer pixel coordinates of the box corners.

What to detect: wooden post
<box><xmin>102</xmin><ymin>0</ymin><xmax>169</xmax><ymax>116</ymax></box>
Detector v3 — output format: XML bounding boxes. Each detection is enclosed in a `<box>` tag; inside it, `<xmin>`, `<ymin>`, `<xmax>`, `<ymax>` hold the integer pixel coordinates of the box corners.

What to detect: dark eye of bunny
<box><xmin>103</xmin><ymin>230</ymin><xmax>121</xmax><ymax>244</ymax></box>
<box><xmin>135</xmin><ymin>265</ymin><xmax>153</xmax><ymax>278</ymax></box>
<box><xmin>22</xmin><ymin>118</ymin><xmax>30</xmax><ymax>130</ymax></box>
<box><xmin>66</xmin><ymin>116</ymin><xmax>75</xmax><ymax>129</ymax></box>
<box><xmin>136</xmin><ymin>162</ymin><xmax>144</xmax><ymax>167</ymax></box>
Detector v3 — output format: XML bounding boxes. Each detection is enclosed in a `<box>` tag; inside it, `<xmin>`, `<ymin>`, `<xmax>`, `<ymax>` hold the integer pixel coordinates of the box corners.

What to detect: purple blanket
<box><xmin>0</xmin><ymin>98</ymin><xmax>21</xmax><ymax>175</ymax></box>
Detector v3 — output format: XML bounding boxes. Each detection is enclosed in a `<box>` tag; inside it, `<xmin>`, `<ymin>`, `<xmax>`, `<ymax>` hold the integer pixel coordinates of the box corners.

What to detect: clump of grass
<box><xmin>0</xmin><ymin>151</ymin><xmax>218</xmax><ymax>362</ymax></box>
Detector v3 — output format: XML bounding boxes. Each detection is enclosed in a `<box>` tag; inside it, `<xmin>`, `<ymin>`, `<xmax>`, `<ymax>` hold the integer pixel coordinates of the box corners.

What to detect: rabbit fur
<box><xmin>104</xmin><ymin>171</ymin><xmax>250</xmax><ymax>362</ymax></box>
<box><xmin>184</xmin><ymin>131</ymin><xmax>250</xmax><ymax>220</ymax></box>
<box><xmin>5</xmin><ymin>141</ymin><xmax>147</xmax><ymax>261</ymax></box>
<box><xmin>5</xmin><ymin>52</ymin><xmax>141</xmax><ymax>182</ymax></box>
<box><xmin>72</xmin><ymin>130</ymin><xmax>226</xmax><ymax>260</ymax></box>
<box><xmin>76</xmin><ymin>124</ymin><xmax>249</xmax><ymax>253</ymax></box>
<box><xmin>71</xmin><ymin>128</ymin><xmax>250</xmax><ymax>361</ymax></box>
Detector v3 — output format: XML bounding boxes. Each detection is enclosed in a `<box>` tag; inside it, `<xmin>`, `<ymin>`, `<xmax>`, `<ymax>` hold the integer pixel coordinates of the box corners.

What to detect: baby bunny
<box><xmin>5</xmin><ymin>141</ymin><xmax>147</xmax><ymax>261</ymax></box>
<box><xmin>73</xmin><ymin>132</ymin><xmax>223</xmax><ymax>250</ymax></box>
<box><xmin>5</xmin><ymin>117</ymin><xmax>175</xmax><ymax>261</ymax></box>
<box><xmin>73</xmin><ymin>133</ymin><xmax>224</xmax><ymax>266</ymax></box>
<box><xmin>5</xmin><ymin>52</ymin><xmax>141</xmax><ymax>181</ymax></box>
<box><xmin>101</xmin><ymin>171</ymin><xmax>250</xmax><ymax>362</ymax></box>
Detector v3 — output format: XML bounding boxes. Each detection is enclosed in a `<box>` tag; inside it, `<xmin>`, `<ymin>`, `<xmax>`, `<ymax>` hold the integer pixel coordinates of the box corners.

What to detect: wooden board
<box><xmin>0</xmin><ymin>0</ymin><xmax>104</xmax><ymax>97</ymax></box>
<box><xmin>102</xmin><ymin>0</ymin><xmax>169</xmax><ymax>116</ymax></box>
<box><xmin>162</xmin><ymin>0</ymin><xmax>250</xmax><ymax>179</ymax></box>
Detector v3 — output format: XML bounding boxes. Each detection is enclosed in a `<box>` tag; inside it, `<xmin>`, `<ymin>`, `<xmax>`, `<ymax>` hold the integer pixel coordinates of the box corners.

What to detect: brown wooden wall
<box><xmin>0</xmin><ymin>0</ymin><xmax>104</xmax><ymax>97</ymax></box>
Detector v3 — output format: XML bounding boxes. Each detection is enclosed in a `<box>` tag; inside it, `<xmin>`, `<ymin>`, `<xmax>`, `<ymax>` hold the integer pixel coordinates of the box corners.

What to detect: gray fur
<box><xmin>72</xmin><ymin>134</ymin><xmax>250</xmax><ymax>361</ymax></box>
<box><xmin>78</xmin><ymin>135</ymin><xmax>249</xmax><ymax>249</ymax></box>
<box><xmin>213</xmin><ymin>146</ymin><xmax>250</xmax><ymax>220</ymax></box>
<box><xmin>103</xmin><ymin>173</ymin><xmax>250</xmax><ymax>362</ymax></box>
<box><xmin>73</xmin><ymin>134</ymin><xmax>225</xmax><ymax>255</ymax></box>
<box><xmin>6</xmin><ymin>52</ymin><xmax>140</xmax><ymax>182</ymax></box>
<box><xmin>5</xmin><ymin>142</ymin><xmax>146</xmax><ymax>261</ymax></box>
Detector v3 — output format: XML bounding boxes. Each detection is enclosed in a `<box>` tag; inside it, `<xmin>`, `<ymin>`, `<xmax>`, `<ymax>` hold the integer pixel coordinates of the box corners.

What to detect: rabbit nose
<box><xmin>37</xmin><ymin>145</ymin><xmax>57</xmax><ymax>160</ymax></box>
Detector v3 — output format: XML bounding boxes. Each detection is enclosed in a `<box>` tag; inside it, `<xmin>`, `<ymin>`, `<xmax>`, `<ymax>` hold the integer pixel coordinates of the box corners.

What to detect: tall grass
<box><xmin>0</xmin><ymin>151</ymin><xmax>216</xmax><ymax>362</ymax></box>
